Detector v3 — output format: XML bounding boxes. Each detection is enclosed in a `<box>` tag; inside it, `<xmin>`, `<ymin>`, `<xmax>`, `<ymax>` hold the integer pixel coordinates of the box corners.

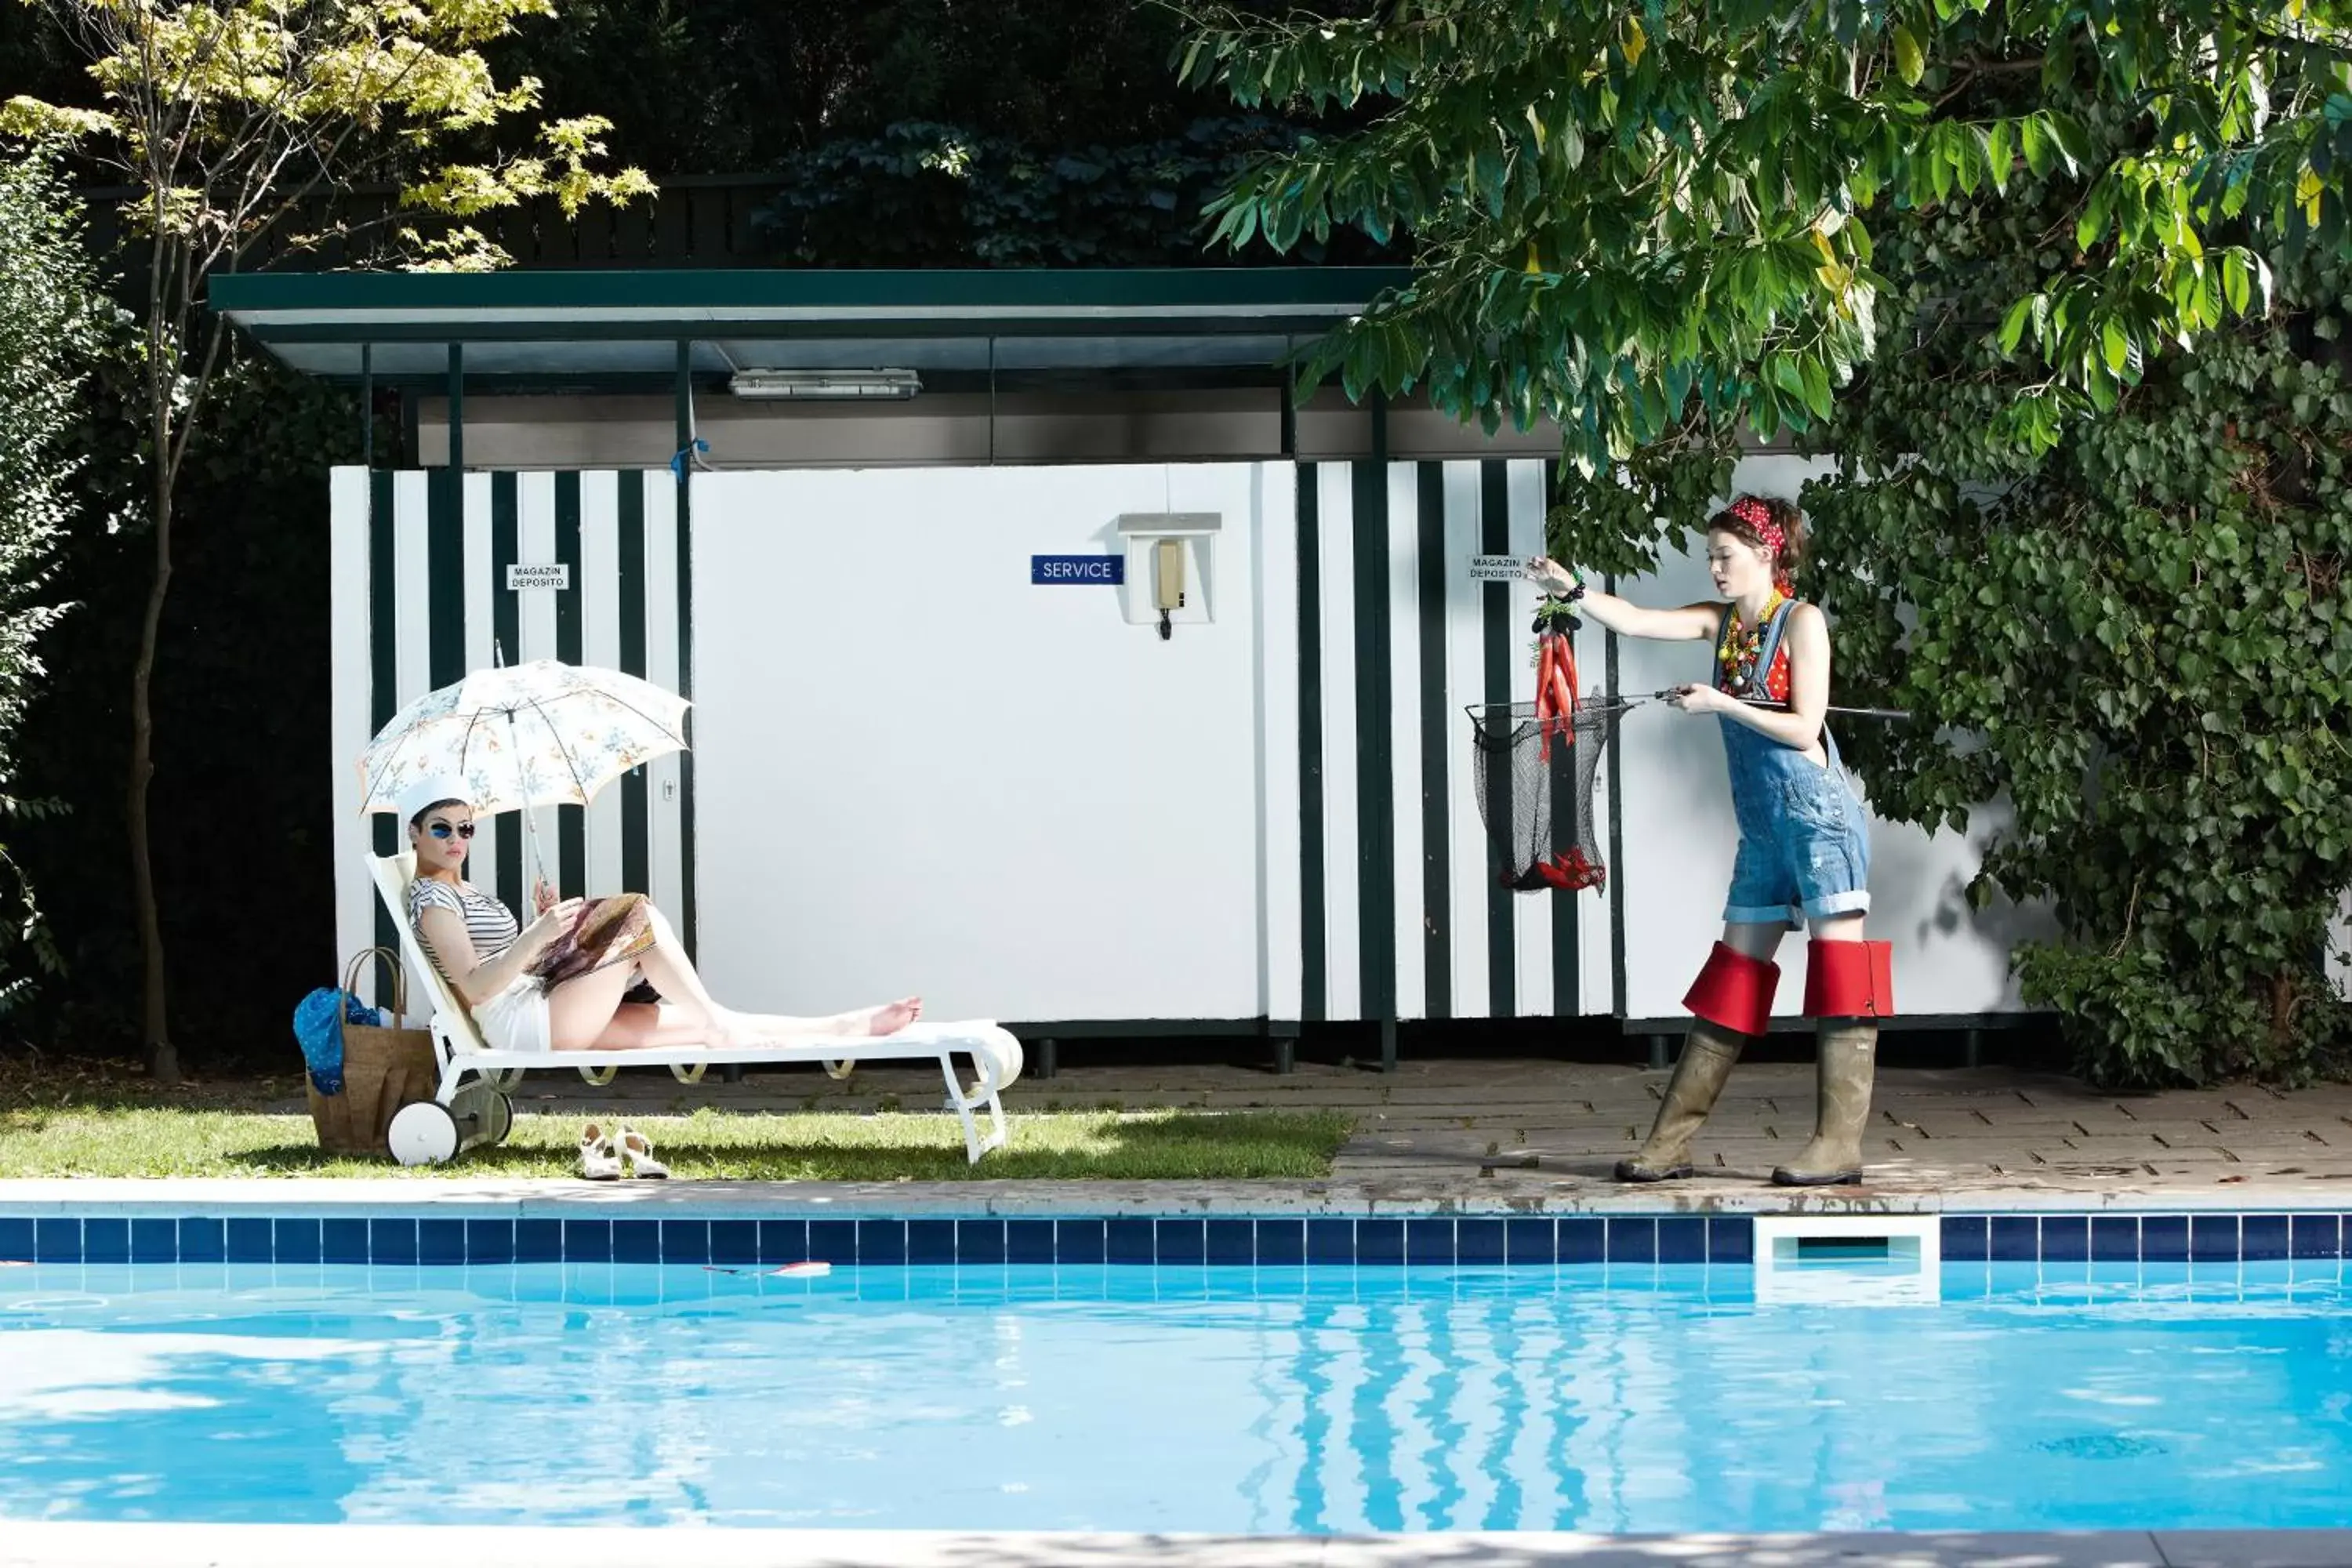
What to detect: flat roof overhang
<box><xmin>211</xmin><ymin>267</ymin><xmax>1415</xmax><ymax>390</ymax></box>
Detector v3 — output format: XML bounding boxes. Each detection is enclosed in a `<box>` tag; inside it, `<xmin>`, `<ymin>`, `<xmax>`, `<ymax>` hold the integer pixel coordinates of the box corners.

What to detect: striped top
<box><xmin>407</xmin><ymin>877</ymin><xmax>521</xmax><ymax>982</ymax></box>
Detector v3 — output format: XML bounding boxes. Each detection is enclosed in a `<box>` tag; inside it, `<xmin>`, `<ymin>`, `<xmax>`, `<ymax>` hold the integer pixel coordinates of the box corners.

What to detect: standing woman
<box><xmin>1528</xmin><ymin>495</ymin><xmax>1893</xmax><ymax>1186</ymax></box>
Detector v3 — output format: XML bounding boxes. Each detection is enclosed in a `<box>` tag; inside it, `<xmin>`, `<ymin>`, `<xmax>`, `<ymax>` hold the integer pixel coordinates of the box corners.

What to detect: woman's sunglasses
<box><xmin>424</xmin><ymin>820</ymin><xmax>477</xmax><ymax>840</ymax></box>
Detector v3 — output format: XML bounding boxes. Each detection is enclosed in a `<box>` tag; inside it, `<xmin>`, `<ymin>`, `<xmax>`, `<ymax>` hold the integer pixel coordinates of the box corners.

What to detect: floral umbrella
<box><xmin>358</xmin><ymin>661</ymin><xmax>690</xmax><ymax>873</ymax></box>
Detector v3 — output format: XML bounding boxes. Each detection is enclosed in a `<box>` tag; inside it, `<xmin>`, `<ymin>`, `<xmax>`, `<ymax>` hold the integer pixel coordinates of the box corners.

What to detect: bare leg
<box><xmin>545</xmin><ymin>942</ymin><xmax>732</xmax><ymax>1054</ymax></box>
<box><xmin>583</xmin><ymin>1001</ymin><xmax>734</xmax><ymax>1051</ymax></box>
<box><xmin>560</xmin><ymin>900</ymin><xmax>923</xmax><ymax>1048</ymax></box>
<box><xmin>615</xmin><ymin>902</ymin><xmax>782</xmax><ymax>1048</ymax></box>
<box><xmin>728</xmin><ymin>995</ymin><xmax>924</xmax><ymax>1041</ymax></box>
<box><xmin>626</xmin><ymin>903</ymin><xmax>729</xmax><ymax>1030</ymax></box>
<box><xmin>1809</xmin><ymin>912</ymin><xmax>1867</xmax><ymax>943</ymax></box>
<box><xmin>630</xmin><ymin>900</ymin><xmax>924</xmax><ymax>1041</ymax></box>
<box><xmin>1722</xmin><ymin>918</ymin><xmax>1793</xmax><ymax>963</ymax></box>
<box><xmin>545</xmin><ymin>961</ymin><xmax>647</xmax><ymax>1052</ymax></box>
<box><xmin>553</xmin><ymin>983</ymin><xmax>748</xmax><ymax>1053</ymax></box>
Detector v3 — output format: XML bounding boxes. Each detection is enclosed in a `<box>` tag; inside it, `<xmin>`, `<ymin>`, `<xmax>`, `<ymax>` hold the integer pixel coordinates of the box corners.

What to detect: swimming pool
<box><xmin>5</xmin><ymin>1249</ymin><xmax>2348</xmax><ymax>1532</ymax></box>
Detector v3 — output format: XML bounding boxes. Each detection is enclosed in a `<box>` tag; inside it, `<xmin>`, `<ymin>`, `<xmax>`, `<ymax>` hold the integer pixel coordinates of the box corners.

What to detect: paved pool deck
<box><xmin>8</xmin><ymin>1056</ymin><xmax>2351</xmax><ymax>1214</ymax></box>
<box><xmin>10</xmin><ymin>1523</ymin><xmax>2352</xmax><ymax>1568</ymax></box>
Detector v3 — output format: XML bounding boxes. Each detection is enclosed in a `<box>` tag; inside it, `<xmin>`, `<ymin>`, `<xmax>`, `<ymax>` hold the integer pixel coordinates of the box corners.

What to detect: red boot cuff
<box><xmin>1682</xmin><ymin>942</ymin><xmax>1780</xmax><ymax>1036</ymax></box>
<box><xmin>1802</xmin><ymin>940</ymin><xmax>1895</xmax><ymax>1018</ymax></box>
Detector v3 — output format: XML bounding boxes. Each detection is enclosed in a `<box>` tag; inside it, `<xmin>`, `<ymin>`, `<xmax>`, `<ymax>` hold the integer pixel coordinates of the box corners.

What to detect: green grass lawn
<box><xmin>0</xmin><ymin>1083</ymin><xmax>1354</xmax><ymax>1181</ymax></box>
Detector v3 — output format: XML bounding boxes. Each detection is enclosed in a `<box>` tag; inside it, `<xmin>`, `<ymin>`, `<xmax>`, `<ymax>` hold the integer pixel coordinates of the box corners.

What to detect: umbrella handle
<box><xmin>501</xmin><ymin>703</ymin><xmax>553</xmax><ymax>901</ymax></box>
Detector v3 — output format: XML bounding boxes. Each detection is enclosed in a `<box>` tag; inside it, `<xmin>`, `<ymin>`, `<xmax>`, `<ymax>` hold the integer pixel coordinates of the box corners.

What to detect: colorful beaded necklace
<box><xmin>1716</xmin><ymin>588</ymin><xmax>1786</xmax><ymax>695</ymax></box>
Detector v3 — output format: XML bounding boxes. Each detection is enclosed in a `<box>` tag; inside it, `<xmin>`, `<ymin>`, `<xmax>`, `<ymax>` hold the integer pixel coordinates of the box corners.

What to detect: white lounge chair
<box><xmin>365</xmin><ymin>852</ymin><xmax>1022</xmax><ymax>1166</ymax></box>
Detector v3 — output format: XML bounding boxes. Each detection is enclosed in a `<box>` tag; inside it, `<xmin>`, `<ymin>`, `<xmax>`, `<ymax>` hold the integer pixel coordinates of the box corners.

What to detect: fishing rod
<box><xmin>1465</xmin><ymin>693</ymin><xmax>1915</xmax><ymax>722</ymax></box>
<box><xmin>1640</xmin><ymin>688</ymin><xmax>1916</xmax><ymax>721</ymax></box>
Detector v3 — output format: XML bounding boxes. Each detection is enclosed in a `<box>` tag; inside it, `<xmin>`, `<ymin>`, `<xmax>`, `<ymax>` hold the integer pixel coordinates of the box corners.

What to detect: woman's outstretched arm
<box><xmin>1526</xmin><ymin>557</ymin><xmax>1719</xmax><ymax>641</ymax></box>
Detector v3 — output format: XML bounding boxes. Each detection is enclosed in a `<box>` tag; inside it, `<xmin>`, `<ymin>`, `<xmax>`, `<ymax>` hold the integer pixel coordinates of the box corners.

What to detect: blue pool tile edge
<box><xmin>2</xmin><ymin>1210</ymin><xmax>2345</xmax><ymax>1267</ymax></box>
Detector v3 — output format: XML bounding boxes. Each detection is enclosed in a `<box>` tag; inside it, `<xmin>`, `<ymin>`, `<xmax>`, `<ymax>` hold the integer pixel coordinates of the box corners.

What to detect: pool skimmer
<box><xmin>1752</xmin><ymin>1213</ymin><xmax>1941</xmax><ymax>1305</ymax></box>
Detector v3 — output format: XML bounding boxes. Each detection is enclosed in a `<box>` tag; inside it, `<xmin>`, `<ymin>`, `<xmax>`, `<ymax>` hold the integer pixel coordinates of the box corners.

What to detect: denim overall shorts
<box><xmin>1717</xmin><ymin>601</ymin><xmax>1872</xmax><ymax>928</ymax></box>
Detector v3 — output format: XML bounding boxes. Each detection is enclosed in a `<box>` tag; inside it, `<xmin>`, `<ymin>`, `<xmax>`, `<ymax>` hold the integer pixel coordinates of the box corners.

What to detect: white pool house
<box><xmin>215</xmin><ymin>267</ymin><xmax>2056</xmax><ymax>1074</ymax></box>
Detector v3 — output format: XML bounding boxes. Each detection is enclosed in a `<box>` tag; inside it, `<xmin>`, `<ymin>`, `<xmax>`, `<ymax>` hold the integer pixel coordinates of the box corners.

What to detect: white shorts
<box><xmin>474</xmin><ymin>975</ymin><xmax>552</xmax><ymax>1054</ymax></box>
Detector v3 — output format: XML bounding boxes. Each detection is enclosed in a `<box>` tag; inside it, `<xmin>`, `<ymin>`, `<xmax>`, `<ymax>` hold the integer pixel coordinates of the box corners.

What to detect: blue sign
<box><xmin>1031</xmin><ymin>554</ymin><xmax>1125</xmax><ymax>586</ymax></box>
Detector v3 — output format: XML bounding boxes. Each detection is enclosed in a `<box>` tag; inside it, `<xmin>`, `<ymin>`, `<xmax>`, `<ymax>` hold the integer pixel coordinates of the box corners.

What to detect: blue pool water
<box><xmin>2</xmin><ymin>1259</ymin><xmax>2348</xmax><ymax>1531</ymax></box>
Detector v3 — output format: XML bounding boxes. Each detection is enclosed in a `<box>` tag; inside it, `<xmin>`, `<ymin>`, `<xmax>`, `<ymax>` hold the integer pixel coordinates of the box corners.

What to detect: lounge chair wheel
<box><xmin>822</xmin><ymin>1059</ymin><xmax>855</xmax><ymax>1080</ymax></box>
<box><xmin>578</xmin><ymin>1063</ymin><xmax>619</xmax><ymax>1087</ymax></box>
<box><xmin>387</xmin><ymin>1102</ymin><xmax>461</xmax><ymax>1167</ymax></box>
<box><xmin>670</xmin><ymin>1062</ymin><xmax>708</xmax><ymax>1085</ymax></box>
<box><xmin>486</xmin><ymin>1068</ymin><xmax>527</xmax><ymax>1091</ymax></box>
<box><xmin>485</xmin><ymin>1091</ymin><xmax>514</xmax><ymax>1145</ymax></box>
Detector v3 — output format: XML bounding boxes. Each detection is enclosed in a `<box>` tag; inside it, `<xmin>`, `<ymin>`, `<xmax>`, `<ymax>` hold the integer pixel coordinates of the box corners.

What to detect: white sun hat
<box><xmin>394</xmin><ymin>773</ymin><xmax>476</xmax><ymax>828</ymax></box>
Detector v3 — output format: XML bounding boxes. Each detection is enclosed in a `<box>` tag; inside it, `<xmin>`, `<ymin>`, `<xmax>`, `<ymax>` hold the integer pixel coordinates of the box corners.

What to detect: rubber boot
<box><xmin>1770</xmin><ymin>1020</ymin><xmax>1877</xmax><ymax>1186</ymax></box>
<box><xmin>1613</xmin><ymin>1020</ymin><xmax>1745</xmax><ymax>1182</ymax></box>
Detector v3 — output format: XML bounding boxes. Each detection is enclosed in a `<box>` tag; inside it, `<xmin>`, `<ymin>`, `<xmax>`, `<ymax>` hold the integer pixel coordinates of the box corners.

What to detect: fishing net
<box><xmin>1467</xmin><ymin>694</ymin><xmax>1624</xmax><ymax>894</ymax></box>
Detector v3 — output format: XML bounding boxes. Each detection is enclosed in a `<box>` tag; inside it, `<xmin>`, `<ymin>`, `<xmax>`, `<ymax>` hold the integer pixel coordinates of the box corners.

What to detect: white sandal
<box><xmin>578</xmin><ymin>1123</ymin><xmax>622</xmax><ymax>1181</ymax></box>
<box><xmin>616</xmin><ymin>1125</ymin><xmax>670</xmax><ymax>1180</ymax></box>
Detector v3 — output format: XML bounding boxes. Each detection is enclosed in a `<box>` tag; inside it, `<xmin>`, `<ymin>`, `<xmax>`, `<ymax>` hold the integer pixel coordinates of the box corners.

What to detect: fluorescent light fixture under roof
<box><xmin>728</xmin><ymin>368</ymin><xmax>922</xmax><ymax>400</ymax></box>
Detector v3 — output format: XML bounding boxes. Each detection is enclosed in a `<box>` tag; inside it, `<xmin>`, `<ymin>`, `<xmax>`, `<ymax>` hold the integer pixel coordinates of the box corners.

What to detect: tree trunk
<box><xmin>131</xmin><ymin>461</ymin><xmax>176</xmax><ymax>1086</ymax></box>
<box><xmin>2269</xmin><ymin>967</ymin><xmax>2299</xmax><ymax>1046</ymax></box>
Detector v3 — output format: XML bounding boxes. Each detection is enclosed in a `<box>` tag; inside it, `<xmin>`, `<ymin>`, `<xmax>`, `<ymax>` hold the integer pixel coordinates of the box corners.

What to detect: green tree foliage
<box><xmin>3</xmin><ymin>1</ymin><xmax>1377</xmax><ymax>177</ymax></box>
<box><xmin>0</xmin><ymin>148</ymin><xmax>118</xmax><ymax>1022</ymax></box>
<box><xmin>1180</xmin><ymin>1</ymin><xmax>2351</xmax><ymax>470</ymax></box>
<box><xmin>5</xmin><ymin>0</ymin><xmax>649</xmax><ymax>1081</ymax></box>
<box><xmin>10</xmin><ymin>350</ymin><xmax>363</xmax><ymax>1068</ymax></box>
<box><xmin>506</xmin><ymin>2</ymin><xmax>1396</xmax><ymax>270</ymax></box>
<box><xmin>1800</xmin><ymin>142</ymin><xmax>2352</xmax><ymax>1088</ymax></box>
<box><xmin>507</xmin><ymin>0</ymin><xmax>1216</xmax><ymax>170</ymax></box>
<box><xmin>5</xmin><ymin>3</ymin><xmax>1355</xmax><ymax>1074</ymax></box>
<box><xmin>750</xmin><ymin>117</ymin><xmax>1391</xmax><ymax>267</ymax></box>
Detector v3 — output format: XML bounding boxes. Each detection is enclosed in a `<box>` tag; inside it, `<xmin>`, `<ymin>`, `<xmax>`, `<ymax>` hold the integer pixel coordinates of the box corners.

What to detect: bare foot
<box><xmin>857</xmin><ymin>996</ymin><xmax>923</xmax><ymax>1036</ymax></box>
<box><xmin>707</xmin><ymin>1000</ymin><xmax>922</xmax><ymax>1047</ymax></box>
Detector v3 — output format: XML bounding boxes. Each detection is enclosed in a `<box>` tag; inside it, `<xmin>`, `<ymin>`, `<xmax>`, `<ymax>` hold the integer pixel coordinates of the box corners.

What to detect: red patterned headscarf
<box><xmin>1726</xmin><ymin>495</ymin><xmax>1784</xmax><ymax>560</ymax></box>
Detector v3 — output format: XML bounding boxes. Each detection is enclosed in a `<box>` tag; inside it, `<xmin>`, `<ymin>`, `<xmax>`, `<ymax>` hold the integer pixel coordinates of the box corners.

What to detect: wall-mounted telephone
<box><xmin>1155</xmin><ymin>536</ymin><xmax>1186</xmax><ymax>638</ymax></box>
<box><xmin>1114</xmin><ymin>510</ymin><xmax>1221</xmax><ymax>637</ymax></box>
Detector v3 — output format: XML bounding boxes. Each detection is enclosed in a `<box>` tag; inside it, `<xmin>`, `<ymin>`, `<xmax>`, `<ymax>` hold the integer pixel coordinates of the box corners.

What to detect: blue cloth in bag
<box><xmin>292</xmin><ymin>989</ymin><xmax>390</xmax><ymax>1096</ymax></box>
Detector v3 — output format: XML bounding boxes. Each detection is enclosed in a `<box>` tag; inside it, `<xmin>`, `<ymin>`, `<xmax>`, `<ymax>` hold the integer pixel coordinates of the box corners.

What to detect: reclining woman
<box><xmin>397</xmin><ymin>774</ymin><xmax>921</xmax><ymax>1056</ymax></box>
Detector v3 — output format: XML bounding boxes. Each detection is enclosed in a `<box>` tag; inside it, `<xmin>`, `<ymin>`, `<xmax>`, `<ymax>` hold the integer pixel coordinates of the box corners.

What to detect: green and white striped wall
<box><xmin>1292</xmin><ymin>457</ymin><xmax>1613</xmax><ymax>1023</ymax></box>
<box><xmin>328</xmin><ymin>458</ymin><xmax>1611</xmax><ymax>1025</ymax></box>
<box><xmin>328</xmin><ymin>468</ymin><xmax>692</xmax><ymax>988</ymax></box>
